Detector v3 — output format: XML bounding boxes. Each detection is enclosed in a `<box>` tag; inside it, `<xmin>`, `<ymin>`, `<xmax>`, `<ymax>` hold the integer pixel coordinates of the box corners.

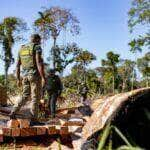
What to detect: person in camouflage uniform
<box><xmin>45</xmin><ymin>69</ymin><xmax>63</xmax><ymax>118</ymax></box>
<box><xmin>10</xmin><ymin>34</ymin><xmax>46</xmax><ymax>123</ymax></box>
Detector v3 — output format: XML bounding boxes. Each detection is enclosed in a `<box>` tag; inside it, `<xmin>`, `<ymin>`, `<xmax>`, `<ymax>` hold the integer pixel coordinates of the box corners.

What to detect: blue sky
<box><xmin>0</xmin><ymin>0</ymin><xmax>148</xmax><ymax>75</ymax></box>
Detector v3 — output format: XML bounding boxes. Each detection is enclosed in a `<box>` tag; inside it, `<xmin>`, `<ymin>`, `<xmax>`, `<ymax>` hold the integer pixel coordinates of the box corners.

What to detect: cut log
<box><xmin>71</xmin><ymin>114</ymin><xmax>83</xmax><ymax>118</ymax></box>
<box><xmin>63</xmin><ymin>121</ymin><xmax>84</xmax><ymax>126</ymax></box>
<box><xmin>35</xmin><ymin>126</ymin><xmax>47</xmax><ymax>135</ymax></box>
<box><xmin>69</xmin><ymin>126</ymin><xmax>82</xmax><ymax>133</ymax></box>
<box><xmin>59</xmin><ymin>110</ymin><xmax>68</xmax><ymax>115</ymax></box>
<box><xmin>59</xmin><ymin>117</ymin><xmax>85</xmax><ymax>127</ymax></box>
<box><xmin>2</xmin><ymin>128</ymin><xmax>11</xmax><ymax>136</ymax></box>
<box><xmin>11</xmin><ymin>128</ymin><xmax>20</xmax><ymax>137</ymax></box>
<box><xmin>0</xmin><ymin>129</ymin><xmax>3</xmax><ymax>142</ymax></box>
<box><xmin>56</xmin><ymin>114</ymin><xmax>71</xmax><ymax>119</ymax></box>
<box><xmin>0</xmin><ymin>85</ymin><xmax>7</xmax><ymax>106</ymax></box>
<box><xmin>60</xmin><ymin>126</ymin><xmax>69</xmax><ymax>135</ymax></box>
<box><xmin>68</xmin><ymin>109</ymin><xmax>75</xmax><ymax>114</ymax></box>
<box><xmin>82</xmin><ymin>87</ymin><xmax>150</xmax><ymax>141</ymax></box>
<box><xmin>18</xmin><ymin>119</ymin><xmax>30</xmax><ymax>128</ymax></box>
<box><xmin>55</xmin><ymin>125</ymin><xmax>61</xmax><ymax>134</ymax></box>
<box><xmin>7</xmin><ymin>119</ymin><xmax>20</xmax><ymax>128</ymax></box>
<box><xmin>59</xmin><ymin>119</ymin><xmax>67</xmax><ymax>125</ymax></box>
<box><xmin>46</xmin><ymin>126</ymin><xmax>58</xmax><ymax>135</ymax></box>
<box><xmin>20</xmin><ymin>127</ymin><xmax>37</xmax><ymax>137</ymax></box>
<box><xmin>46</xmin><ymin>118</ymin><xmax>61</xmax><ymax>125</ymax></box>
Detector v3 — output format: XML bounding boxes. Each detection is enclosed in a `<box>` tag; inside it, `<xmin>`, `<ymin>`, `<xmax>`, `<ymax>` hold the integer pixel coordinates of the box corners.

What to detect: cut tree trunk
<box><xmin>0</xmin><ymin>85</ymin><xmax>7</xmax><ymax>106</ymax></box>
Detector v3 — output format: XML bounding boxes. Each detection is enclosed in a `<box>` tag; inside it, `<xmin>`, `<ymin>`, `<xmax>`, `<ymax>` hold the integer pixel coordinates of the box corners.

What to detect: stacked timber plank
<box><xmin>0</xmin><ymin>106</ymin><xmax>86</xmax><ymax>142</ymax></box>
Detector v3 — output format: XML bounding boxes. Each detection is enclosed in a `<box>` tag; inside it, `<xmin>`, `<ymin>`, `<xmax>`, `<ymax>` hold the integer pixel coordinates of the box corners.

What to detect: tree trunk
<box><xmin>122</xmin><ymin>78</ymin><xmax>127</xmax><ymax>92</ymax></box>
<box><xmin>4</xmin><ymin>61</ymin><xmax>8</xmax><ymax>105</ymax></box>
<box><xmin>104</xmin><ymin>79</ymin><xmax>106</xmax><ymax>95</ymax></box>
<box><xmin>146</xmin><ymin>76</ymin><xmax>149</xmax><ymax>87</ymax></box>
<box><xmin>112</xmin><ymin>75</ymin><xmax>115</xmax><ymax>94</ymax></box>
<box><xmin>131</xmin><ymin>70</ymin><xmax>134</xmax><ymax>91</ymax></box>
<box><xmin>52</xmin><ymin>37</ymin><xmax>57</xmax><ymax>70</ymax></box>
<box><xmin>4</xmin><ymin>60</ymin><xmax>8</xmax><ymax>86</ymax></box>
<box><xmin>83</xmin><ymin>63</ymin><xmax>86</xmax><ymax>85</ymax></box>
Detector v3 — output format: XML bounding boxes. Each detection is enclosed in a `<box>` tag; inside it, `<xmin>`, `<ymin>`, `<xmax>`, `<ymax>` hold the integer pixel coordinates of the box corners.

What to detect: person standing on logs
<box><xmin>79</xmin><ymin>83</ymin><xmax>89</xmax><ymax>105</ymax></box>
<box><xmin>45</xmin><ymin>69</ymin><xmax>63</xmax><ymax>119</ymax></box>
<box><xmin>10</xmin><ymin>34</ymin><xmax>46</xmax><ymax>124</ymax></box>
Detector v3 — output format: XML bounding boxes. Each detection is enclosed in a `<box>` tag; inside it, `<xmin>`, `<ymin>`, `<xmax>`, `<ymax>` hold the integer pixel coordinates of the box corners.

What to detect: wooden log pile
<box><xmin>0</xmin><ymin>106</ymin><xmax>86</xmax><ymax>143</ymax></box>
<box><xmin>80</xmin><ymin>87</ymin><xmax>150</xmax><ymax>148</ymax></box>
<box><xmin>0</xmin><ymin>87</ymin><xmax>149</xmax><ymax>149</ymax></box>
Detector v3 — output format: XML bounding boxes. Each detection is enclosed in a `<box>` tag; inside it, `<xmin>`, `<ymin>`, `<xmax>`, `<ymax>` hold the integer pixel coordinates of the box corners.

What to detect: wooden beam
<box><xmin>12</xmin><ymin>128</ymin><xmax>20</xmax><ymax>137</ymax></box>
<box><xmin>0</xmin><ymin>129</ymin><xmax>3</xmax><ymax>142</ymax></box>
<box><xmin>46</xmin><ymin>125</ymin><xmax>58</xmax><ymax>135</ymax></box>
<box><xmin>60</xmin><ymin>126</ymin><xmax>69</xmax><ymax>135</ymax></box>
<box><xmin>20</xmin><ymin>127</ymin><xmax>37</xmax><ymax>137</ymax></box>
<box><xmin>35</xmin><ymin>126</ymin><xmax>47</xmax><ymax>135</ymax></box>
<box><xmin>7</xmin><ymin>119</ymin><xmax>20</xmax><ymax>128</ymax></box>
<box><xmin>2</xmin><ymin>128</ymin><xmax>11</xmax><ymax>136</ymax></box>
<box><xmin>18</xmin><ymin>119</ymin><xmax>30</xmax><ymax>128</ymax></box>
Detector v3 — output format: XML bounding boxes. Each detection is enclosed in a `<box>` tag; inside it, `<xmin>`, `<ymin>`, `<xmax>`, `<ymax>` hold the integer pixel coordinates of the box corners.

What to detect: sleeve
<box><xmin>34</xmin><ymin>44</ymin><xmax>42</xmax><ymax>54</ymax></box>
<box><xmin>57</xmin><ymin>76</ymin><xmax>63</xmax><ymax>91</ymax></box>
<box><xmin>17</xmin><ymin>51</ymin><xmax>21</xmax><ymax>62</ymax></box>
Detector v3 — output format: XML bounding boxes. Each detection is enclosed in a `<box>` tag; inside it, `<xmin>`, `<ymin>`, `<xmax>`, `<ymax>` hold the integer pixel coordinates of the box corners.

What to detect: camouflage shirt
<box><xmin>18</xmin><ymin>43</ymin><xmax>42</xmax><ymax>77</ymax></box>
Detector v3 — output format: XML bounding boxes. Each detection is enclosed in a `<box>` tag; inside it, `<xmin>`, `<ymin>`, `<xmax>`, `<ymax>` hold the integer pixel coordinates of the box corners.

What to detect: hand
<box><xmin>40</xmin><ymin>99</ymin><xmax>45</xmax><ymax>104</ymax></box>
<box><xmin>58</xmin><ymin>90</ymin><xmax>62</xmax><ymax>96</ymax></box>
<box><xmin>41</xmin><ymin>78</ymin><xmax>46</xmax><ymax>88</ymax></box>
<box><xmin>17</xmin><ymin>80</ymin><xmax>22</xmax><ymax>87</ymax></box>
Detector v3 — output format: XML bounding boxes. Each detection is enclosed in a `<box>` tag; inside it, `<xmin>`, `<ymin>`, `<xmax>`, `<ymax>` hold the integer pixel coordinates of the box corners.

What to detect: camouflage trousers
<box><xmin>12</xmin><ymin>75</ymin><xmax>41</xmax><ymax>119</ymax></box>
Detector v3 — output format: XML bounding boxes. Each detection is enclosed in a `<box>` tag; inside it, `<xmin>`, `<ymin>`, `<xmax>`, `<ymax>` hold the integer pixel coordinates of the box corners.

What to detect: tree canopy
<box><xmin>0</xmin><ymin>17</ymin><xmax>27</xmax><ymax>84</ymax></box>
<box><xmin>34</xmin><ymin>6</ymin><xmax>80</xmax><ymax>40</ymax></box>
<box><xmin>137</xmin><ymin>52</ymin><xmax>150</xmax><ymax>87</ymax></box>
<box><xmin>34</xmin><ymin>6</ymin><xmax>80</xmax><ymax>69</ymax></box>
<box><xmin>128</xmin><ymin>0</ymin><xmax>150</xmax><ymax>52</ymax></box>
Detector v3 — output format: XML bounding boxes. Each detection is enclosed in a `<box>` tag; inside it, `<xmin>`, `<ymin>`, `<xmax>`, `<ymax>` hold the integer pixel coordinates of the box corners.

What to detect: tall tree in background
<box><xmin>118</xmin><ymin>59</ymin><xmax>136</xmax><ymax>92</ymax></box>
<box><xmin>51</xmin><ymin>43</ymin><xmax>81</xmax><ymax>74</ymax></box>
<box><xmin>85</xmin><ymin>69</ymin><xmax>101</xmax><ymax>95</ymax></box>
<box><xmin>62</xmin><ymin>64</ymin><xmax>83</xmax><ymax>95</ymax></box>
<box><xmin>34</xmin><ymin>6</ymin><xmax>80</xmax><ymax>69</ymax></box>
<box><xmin>101</xmin><ymin>51</ymin><xmax>120</xmax><ymax>94</ymax></box>
<box><xmin>0</xmin><ymin>17</ymin><xmax>27</xmax><ymax>85</ymax></box>
<box><xmin>62</xmin><ymin>63</ymin><xmax>100</xmax><ymax>97</ymax></box>
<box><xmin>75</xmin><ymin>50</ymin><xmax>96</xmax><ymax>84</ymax></box>
<box><xmin>137</xmin><ymin>52</ymin><xmax>150</xmax><ymax>87</ymax></box>
<box><xmin>128</xmin><ymin>0</ymin><xmax>150</xmax><ymax>52</ymax></box>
